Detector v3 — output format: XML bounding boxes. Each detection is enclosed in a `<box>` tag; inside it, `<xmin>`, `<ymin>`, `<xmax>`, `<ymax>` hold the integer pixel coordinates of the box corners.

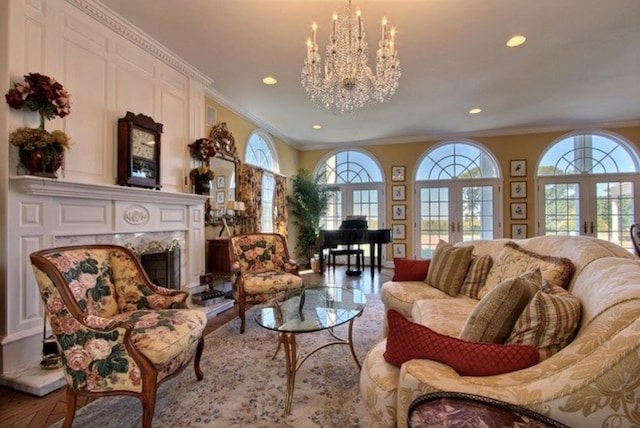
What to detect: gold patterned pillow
<box><xmin>480</xmin><ymin>242</ymin><xmax>575</xmax><ymax>298</ymax></box>
<box><xmin>459</xmin><ymin>255</ymin><xmax>493</xmax><ymax>299</ymax></box>
<box><xmin>506</xmin><ymin>284</ymin><xmax>581</xmax><ymax>360</ymax></box>
<box><xmin>460</xmin><ymin>269</ymin><xmax>541</xmax><ymax>343</ymax></box>
<box><xmin>425</xmin><ymin>241</ymin><xmax>474</xmax><ymax>297</ymax></box>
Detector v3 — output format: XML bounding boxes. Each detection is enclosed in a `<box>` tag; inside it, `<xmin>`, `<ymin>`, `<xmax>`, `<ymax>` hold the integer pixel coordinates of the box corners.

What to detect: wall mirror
<box><xmin>205</xmin><ymin>123</ymin><xmax>239</xmax><ymax>226</ymax></box>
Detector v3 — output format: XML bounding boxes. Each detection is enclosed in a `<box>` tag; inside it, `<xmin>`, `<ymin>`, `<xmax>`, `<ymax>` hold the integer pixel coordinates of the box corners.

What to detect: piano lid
<box><xmin>340</xmin><ymin>216</ymin><xmax>368</xmax><ymax>230</ymax></box>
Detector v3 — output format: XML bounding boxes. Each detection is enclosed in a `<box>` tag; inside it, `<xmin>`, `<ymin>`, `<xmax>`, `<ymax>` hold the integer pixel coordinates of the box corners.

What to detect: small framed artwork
<box><xmin>392</xmin><ymin>185</ymin><xmax>406</xmax><ymax>201</ymax></box>
<box><xmin>392</xmin><ymin>224</ymin><xmax>406</xmax><ymax>240</ymax></box>
<box><xmin>510</xmin><ymin>159</ymin><xmax>527</xmax><ymax>177</ymax></box>
<box><xmin>511</xmin><ymin>202</ymin><xmax>527</xmax><ymax>220</ymax></box>
<box><xmin>510</xmin><ymin>181</ymin><xmax>527</xmax><ymax>198</ymax></box>
<box><xmin>511</xmin><ymin>224</ymin><xmax>528</xmax><ymax>239</ymax></box>
<box><xmin>392</xmin><ymin>204</ymin><xmax>406</xmax><ymax>220</ymax></box>
<box><xmin>393</xmin><ymin>243</ymin><xmax>406</xmax><ymax>258</ymax></box>
<box><xmin>216</xmin><ymin>191</ymin><xmax>225</xmax><ymax>205</ymax></box>
<box><xmin>391</xmin><ymin>166</ymin><xmax>405</xmax><ymax>182</ymax></box>
<box><xmin>216</xmin><ymin>175</ymin><xmax>225</xmax><ymax>189</ymax></box>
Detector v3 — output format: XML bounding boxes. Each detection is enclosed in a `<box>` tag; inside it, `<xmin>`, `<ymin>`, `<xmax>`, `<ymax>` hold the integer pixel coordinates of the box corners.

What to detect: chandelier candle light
<box><xmin>302</xmin><ymin>0</ymin><xmax>400</xmax><ymax>112</ymax></box>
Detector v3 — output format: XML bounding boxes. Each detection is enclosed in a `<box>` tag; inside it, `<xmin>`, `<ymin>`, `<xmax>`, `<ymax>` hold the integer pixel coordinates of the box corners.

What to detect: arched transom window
<box><xmin>537</xmin><ymin>131</ymin><xmax>639</xmax><ymax>251</ymax></box>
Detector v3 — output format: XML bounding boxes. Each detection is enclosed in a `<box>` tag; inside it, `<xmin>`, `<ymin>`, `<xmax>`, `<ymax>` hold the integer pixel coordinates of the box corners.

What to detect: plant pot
<box><xmin>194</xmin><ymin>179</ymin><xmax>211</xmax><ymax>195</ymax></box>
<box><xmin>19</xmin><ymin>147</ymin><xmax>64</xmax><ymax>178</ymax></box>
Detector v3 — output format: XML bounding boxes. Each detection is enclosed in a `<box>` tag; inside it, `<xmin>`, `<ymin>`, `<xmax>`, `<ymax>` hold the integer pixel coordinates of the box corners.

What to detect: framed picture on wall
<box><xmin>511</xmin><ymin>224</ymin><xmax>528</xmax><ymax>239</ymax></box>
<box><xmin>216</xmin><ymin>175</ymin><xmax>225</xmax><ymax>189</ymax></box>
<box><xmin>510</xmin><ymin>181</ymin><xmax>527</xmax><ymax>198</ymax></box>
<box><xmin>511</xmin><ymin>202</ymin><xmax>527</xmax><ymax>220</ymax></box>
<box><xmin>216</xmin><ymin>191</ymin><xmax>225</xmax><ymax>205</ymax></box>
<box><xmin>392</xmin><ymin>204</ymin><xmax>406</xmax><ymax>220</ymax></box>
<box><xmin>391</xmin><ymin>166</ymin><xmax>405</xmax><ymax>182</ymax></box>
<box><xmin>392</xmin><ymin>185</ymin><xmax>406</xmax><ymax>201</ymax></box>
<box><xmin>393</xmin><ymin>243</ymin><xmax>406</xmax><ymax>258</ymax></box>
<box><xmin>392</xmin><ymin>224</ymin><xmax>406</xmax><ymax>240</ymax></box>
<box><xmin>510</xmin><ymin>160</ymin><xmax>527</xmax><ymax>177</ymax></box>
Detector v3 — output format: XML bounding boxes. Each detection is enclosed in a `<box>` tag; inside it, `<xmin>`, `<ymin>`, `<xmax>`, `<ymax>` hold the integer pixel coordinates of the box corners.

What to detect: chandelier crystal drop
<box><xmin>301</xmin><ymin>0</ymin><xmax>400</xmax><ymax>113</ymax></box>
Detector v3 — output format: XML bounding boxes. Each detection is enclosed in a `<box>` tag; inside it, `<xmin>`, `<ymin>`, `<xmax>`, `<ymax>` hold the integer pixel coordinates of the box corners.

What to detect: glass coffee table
<box><xmin>254</xmin><ymin>286</ymin><xmax>367</xmax><ymax>414</ymax></box>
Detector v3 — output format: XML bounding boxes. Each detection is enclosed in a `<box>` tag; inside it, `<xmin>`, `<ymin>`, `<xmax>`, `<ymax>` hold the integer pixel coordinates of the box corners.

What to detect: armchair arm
<box><xmin>52</xmin><ymin>313</ymin><xmax>150</xmax><ymax>393</ymax></box>
<box><xmin>284</xmin><ymin>259</ymin><xmax>299</xmax><ymax>275</ymax></box>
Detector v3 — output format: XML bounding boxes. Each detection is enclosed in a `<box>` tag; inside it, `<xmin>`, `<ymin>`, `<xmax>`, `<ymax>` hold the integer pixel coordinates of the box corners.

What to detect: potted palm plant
<box><xmin>287</xmin><ymin>168</ymin><xmax>338</xmax><ymax>266</ymax></box>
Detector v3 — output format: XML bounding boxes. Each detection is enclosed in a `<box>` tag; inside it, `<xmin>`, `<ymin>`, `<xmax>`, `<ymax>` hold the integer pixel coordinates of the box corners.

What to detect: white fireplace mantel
<box><xmin>10</xmin><ymin>175</ymin><xmax>209</xmax><ymax>205</ymax></box>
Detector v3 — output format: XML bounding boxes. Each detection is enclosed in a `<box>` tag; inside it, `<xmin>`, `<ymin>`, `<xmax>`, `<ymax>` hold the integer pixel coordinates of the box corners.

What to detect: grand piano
<box><xmin>317</xmin><ymin>218</ymin><xmax>392</xmax><ymax>278</ymax></box>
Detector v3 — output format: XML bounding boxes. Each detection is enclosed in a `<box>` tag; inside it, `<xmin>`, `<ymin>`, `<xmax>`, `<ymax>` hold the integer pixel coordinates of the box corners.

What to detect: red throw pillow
<box><xmin>383</xmin><ymin>310</ymin><xmax>539</xmax><ymax>376</ymax></box>
<box><xmin>392</xmin><ymin>258</ymin><xmax>431</xmax><ymax>281</ymax></box>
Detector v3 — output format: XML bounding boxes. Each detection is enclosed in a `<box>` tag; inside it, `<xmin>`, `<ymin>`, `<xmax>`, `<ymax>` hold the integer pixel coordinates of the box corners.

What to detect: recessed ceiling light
<box><xmin>312</xmin><ymin>124</ymin><xmax>322</xmax><ymax>130</ymax></box>
<box><xmin>506</xmin><ymin>35</ymin><xmax>526</xmax><ymax>48</ymax></box>
<box><xmin>469</xmin><ymin>108</ymin><xmax>482</xmax><ymax>114</ymax></box>
<box><xmin>262</xmin><ymin>76</ymin><xmax>277</xmax><ymax>85</ymax></box>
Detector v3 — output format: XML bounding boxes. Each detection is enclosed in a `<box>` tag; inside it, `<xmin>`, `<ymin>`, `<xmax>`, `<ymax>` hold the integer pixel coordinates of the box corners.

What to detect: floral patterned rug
<box><xmin>50</xmin><ymin>293</ymin><xmax>384</xmax><ymax>427</ymax></box>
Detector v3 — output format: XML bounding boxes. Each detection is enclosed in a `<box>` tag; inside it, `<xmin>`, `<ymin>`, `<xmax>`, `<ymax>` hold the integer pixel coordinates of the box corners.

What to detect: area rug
<box><xmin>50</xmin><ymin>293</ymin><xmax>385</xmax><ymax>427</ymax></box>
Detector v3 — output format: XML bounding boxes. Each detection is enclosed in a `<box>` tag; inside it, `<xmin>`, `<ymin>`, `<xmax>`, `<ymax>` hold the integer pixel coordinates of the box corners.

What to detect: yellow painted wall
<box><xmin>299</xmin><ymin>125</ymin><xmax>640</xmax><ymax>259</ymax></box>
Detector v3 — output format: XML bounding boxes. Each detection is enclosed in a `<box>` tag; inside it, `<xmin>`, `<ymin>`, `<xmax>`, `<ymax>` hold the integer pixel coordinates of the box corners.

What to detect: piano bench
<box><xmin>329</xmin><ymin>248</ymin><xmax>365</xmax><ymax>272</ymax></box>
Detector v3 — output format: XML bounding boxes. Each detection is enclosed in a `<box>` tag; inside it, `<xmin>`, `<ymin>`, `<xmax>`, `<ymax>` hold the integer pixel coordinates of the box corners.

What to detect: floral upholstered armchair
<box><xmin>30</xmin><ymin>244</ymin><xmax>206</xmax><ymax>428</ymax></box>
<box><xmin>229</xmin><ymin>233</ymin><xmax>304</xmax><ymax>333</ymax></box>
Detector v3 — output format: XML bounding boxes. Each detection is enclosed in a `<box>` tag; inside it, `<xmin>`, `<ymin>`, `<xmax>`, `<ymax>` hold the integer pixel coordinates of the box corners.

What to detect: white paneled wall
<box><xmin>1</xmin><ymin>0</ymin><xmax>213</xmax><ymax>383</ymax></box>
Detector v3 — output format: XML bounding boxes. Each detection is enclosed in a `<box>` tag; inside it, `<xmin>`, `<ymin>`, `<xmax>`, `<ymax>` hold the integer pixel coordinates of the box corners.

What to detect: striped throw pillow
<box><xmin>460</xmin><ymin>255</ymin><xmax>493</xmax><ymax>299</ymax></box>
<box><xmin>460</xmin><ymin>269</ymin><xmax>541</xmax><ymax>343</ymax></box>
<box><xmin>506</xmin><ymin>284</ymin><xmax>581</xmax><ymax>360</ymax></box>
<box><xmin>425</xmin><ymin>241</ymin><xmax>474</xmax><ymax>297</ymax></box>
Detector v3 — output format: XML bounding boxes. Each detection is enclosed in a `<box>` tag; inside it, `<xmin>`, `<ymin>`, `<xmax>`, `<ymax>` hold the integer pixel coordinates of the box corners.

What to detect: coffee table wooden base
<box><xmin>274</xmin><ymin>315</ymin><xmax>362</xmax><ymax>415</ymax></box>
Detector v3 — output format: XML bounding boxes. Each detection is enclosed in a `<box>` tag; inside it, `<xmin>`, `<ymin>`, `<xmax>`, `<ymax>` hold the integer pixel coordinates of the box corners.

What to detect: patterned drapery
<box><xmin>274</xmin><ymin>174</ymin><xmax>288</xmax><ymax>237</ymax></box>
<box><xmin>238</xmin><ymin>163</ymin><xmax>263</xmax><ymax>233</ymax></box>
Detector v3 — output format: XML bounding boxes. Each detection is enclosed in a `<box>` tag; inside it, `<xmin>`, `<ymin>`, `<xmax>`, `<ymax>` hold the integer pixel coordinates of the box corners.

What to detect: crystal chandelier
<box><xmin>301</xmin><ymin>0</ymin><xmax>400</xmax><ymax>113</ymax></box>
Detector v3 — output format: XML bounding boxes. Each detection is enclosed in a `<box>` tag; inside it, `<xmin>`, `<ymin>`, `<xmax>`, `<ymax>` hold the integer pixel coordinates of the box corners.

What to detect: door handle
<box><xmin>451</xmin><ymin>222</ymin><xmax>455</xmax><ymax>232</ymax></box>
<box><xmin>590</xmin><ymin>221</ymin><xmax>594</xmax><ymax>234</ymax></box>
<box><xmin>583</xmin><ymin>221</ymin><xmax>587</xmax><ymax>233</ymax></box>
<box><xmin>457</xmin><ymin>222</ymin><xmax>461</xmax><ymax>233</ymax></box>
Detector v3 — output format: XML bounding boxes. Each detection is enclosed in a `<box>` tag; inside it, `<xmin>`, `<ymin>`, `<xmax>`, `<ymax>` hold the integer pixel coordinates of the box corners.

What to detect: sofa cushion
<box><xmin>460</xmin><ymin>269</ymin><xmax>541</xmax><ymax>343</ymax></box>
<box><xmin>481</xmin><ymin>241</ymin><xmax>575</xmax><ymax>298</ymax></box>
<box><xmin>392</xmin><ymin>258</ymin><xmax>430</xmax><ymax>281</ymax></box>
<box><xmin>426</xmin><ymin>241</ymin><xmax>474</xmax><ymax>297</ymax></box>
<box><xmin>459</xmin><ymin>255</ymin><xmax>493</xmax><ymax>299</ymax></box>
<box><xmin>411</xmin><ymin>298</ymin><xmax>478</xmax><ymax>337</ymax></box>
<box><xmin>381</xmin><ymin>281</ymin><xmax>452</xmax><ymax>319</ymax></box>
<box><xmin>506</xmin><ymin>284</ymin><xmax>581</xmax><ymax>360</ymax></box>
<box><xmin>384</xmin><ymin>310</ymin><xmax>539</xmax><ymax>376</ymax></box>
<box><xmin>241</xmin><ymin>271</ymin><xmax>304</xmax><ymax>295</ymax></box>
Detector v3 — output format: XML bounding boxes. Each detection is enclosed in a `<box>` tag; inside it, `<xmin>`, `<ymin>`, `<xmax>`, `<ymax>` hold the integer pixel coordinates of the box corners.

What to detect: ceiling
<box><xmin>99</xmin><ymin>0</ymin><xmax>640</xmax><ymax>150</ymax></box>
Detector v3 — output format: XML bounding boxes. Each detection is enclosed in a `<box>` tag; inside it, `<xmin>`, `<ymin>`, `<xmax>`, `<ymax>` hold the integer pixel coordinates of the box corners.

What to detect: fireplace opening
<box><xmin>140</xmin><ymin>247</ymin><xmax>181</xmax><ymax>289</ymax></box>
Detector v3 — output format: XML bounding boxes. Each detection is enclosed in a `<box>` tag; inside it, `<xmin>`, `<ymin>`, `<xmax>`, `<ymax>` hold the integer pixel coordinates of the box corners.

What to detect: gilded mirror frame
<box><xmin>205</xmin><ymin>123</ymin><xmax>240</xmax><ymax>226</ymax></box>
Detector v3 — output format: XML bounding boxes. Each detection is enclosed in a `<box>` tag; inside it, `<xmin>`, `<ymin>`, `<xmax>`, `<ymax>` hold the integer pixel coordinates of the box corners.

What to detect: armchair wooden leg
<box><xmin>63</xmin><ymin>387</ymin><xmax>77</xmax><ymax>428</ymax></box>
<box><xmin>194</xmin><ymin>336</ymin><xmax>204</xmax><ymax>380</ymax></box>
<box><xmin>239</xmin><ymin>300</ymin><xmax>246</xmax><ymax>333</ymax></box>
<box><xmin>141</xmin><ymin>388</ymin><xmax>157</xmax><ymax>428</ymax></box>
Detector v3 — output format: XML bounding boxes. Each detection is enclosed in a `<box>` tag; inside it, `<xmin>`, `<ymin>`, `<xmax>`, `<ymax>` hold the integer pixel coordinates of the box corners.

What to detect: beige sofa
<box><xmin>360</xmin><ymin>236</ymin><xmax>640</xmax><ymax>427</ymax></box>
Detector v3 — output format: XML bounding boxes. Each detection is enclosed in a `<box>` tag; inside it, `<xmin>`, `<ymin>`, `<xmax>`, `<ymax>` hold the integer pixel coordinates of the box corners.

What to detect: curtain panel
<box><xmin>238</xmin><ymin>164</ymin><xmax>263</xmax><ymax>233</ymax></box>
<box><xmin>275</xmin><ymin>174</ymin><xmax>288</xmax><ymax>237</ymax></box>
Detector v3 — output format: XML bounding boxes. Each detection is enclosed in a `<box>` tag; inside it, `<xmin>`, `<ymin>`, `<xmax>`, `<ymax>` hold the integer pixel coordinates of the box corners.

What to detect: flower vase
<box><xmin>19</xmin><ymin>147</ymin><xmax>64</xmax><ymax>178</ymax></box>
<box><xmin>194</xmin><ymin>178</ymin><xmax>211</xmax><ymax>195</ymax></box>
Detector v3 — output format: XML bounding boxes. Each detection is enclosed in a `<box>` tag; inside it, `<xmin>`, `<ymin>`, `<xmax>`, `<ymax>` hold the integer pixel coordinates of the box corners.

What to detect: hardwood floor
<box><xmin>0</xmin><ymin>266</ymin><xmax>390</xmax><ymax>427</ymax></box>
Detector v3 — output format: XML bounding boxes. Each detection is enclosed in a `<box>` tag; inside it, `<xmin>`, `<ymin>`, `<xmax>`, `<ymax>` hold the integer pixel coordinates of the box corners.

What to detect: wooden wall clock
<box><xmin>117</xmin><ymin>111</ymin><xmax>163</xmax><ymax>189</ymax></box>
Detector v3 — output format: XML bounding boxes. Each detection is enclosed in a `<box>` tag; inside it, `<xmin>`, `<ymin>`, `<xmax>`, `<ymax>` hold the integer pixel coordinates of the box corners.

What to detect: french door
<box><xmin>537</xmin><ymin>175</ymin><xmax>637</xmax><ymax>251</ymax></box>
<box><xmin>416</xmin><ymin>180</ymin><xmax>501</xmax><ymax>257</ymax></box>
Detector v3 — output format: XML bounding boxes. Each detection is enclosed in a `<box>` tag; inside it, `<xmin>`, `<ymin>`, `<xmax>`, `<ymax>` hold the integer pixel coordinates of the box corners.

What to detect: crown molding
<box><xmin>65</xmin><ymin>0</ymin><xmax>213</xmax><ymax>88</ymax></box>
<box><xmin>205</xmin><ymin>87</ymin><xmax>300</xmax><ymax>150</ymax></box>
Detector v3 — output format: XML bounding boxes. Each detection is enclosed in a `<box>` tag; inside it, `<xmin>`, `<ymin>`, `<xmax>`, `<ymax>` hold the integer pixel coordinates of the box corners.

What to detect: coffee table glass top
<box><xmin>254</xmin><ymin>286</ymin><xmax>366</xmax><ymax>334</ymax></box>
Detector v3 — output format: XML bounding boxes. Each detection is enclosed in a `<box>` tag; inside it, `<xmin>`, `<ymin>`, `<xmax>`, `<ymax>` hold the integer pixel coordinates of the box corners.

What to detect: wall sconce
<box><xmin>220</xmin><ymin>200</ymin><xmax>246</xmax><ymax>236</ymax></box>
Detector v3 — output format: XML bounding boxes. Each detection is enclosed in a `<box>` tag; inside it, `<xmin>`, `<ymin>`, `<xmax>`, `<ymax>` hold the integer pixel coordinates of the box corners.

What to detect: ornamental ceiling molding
<box><xmin>65</xmin><ymin>0</ymin><xmax>213</xmax><ymax>88</ymax></box>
